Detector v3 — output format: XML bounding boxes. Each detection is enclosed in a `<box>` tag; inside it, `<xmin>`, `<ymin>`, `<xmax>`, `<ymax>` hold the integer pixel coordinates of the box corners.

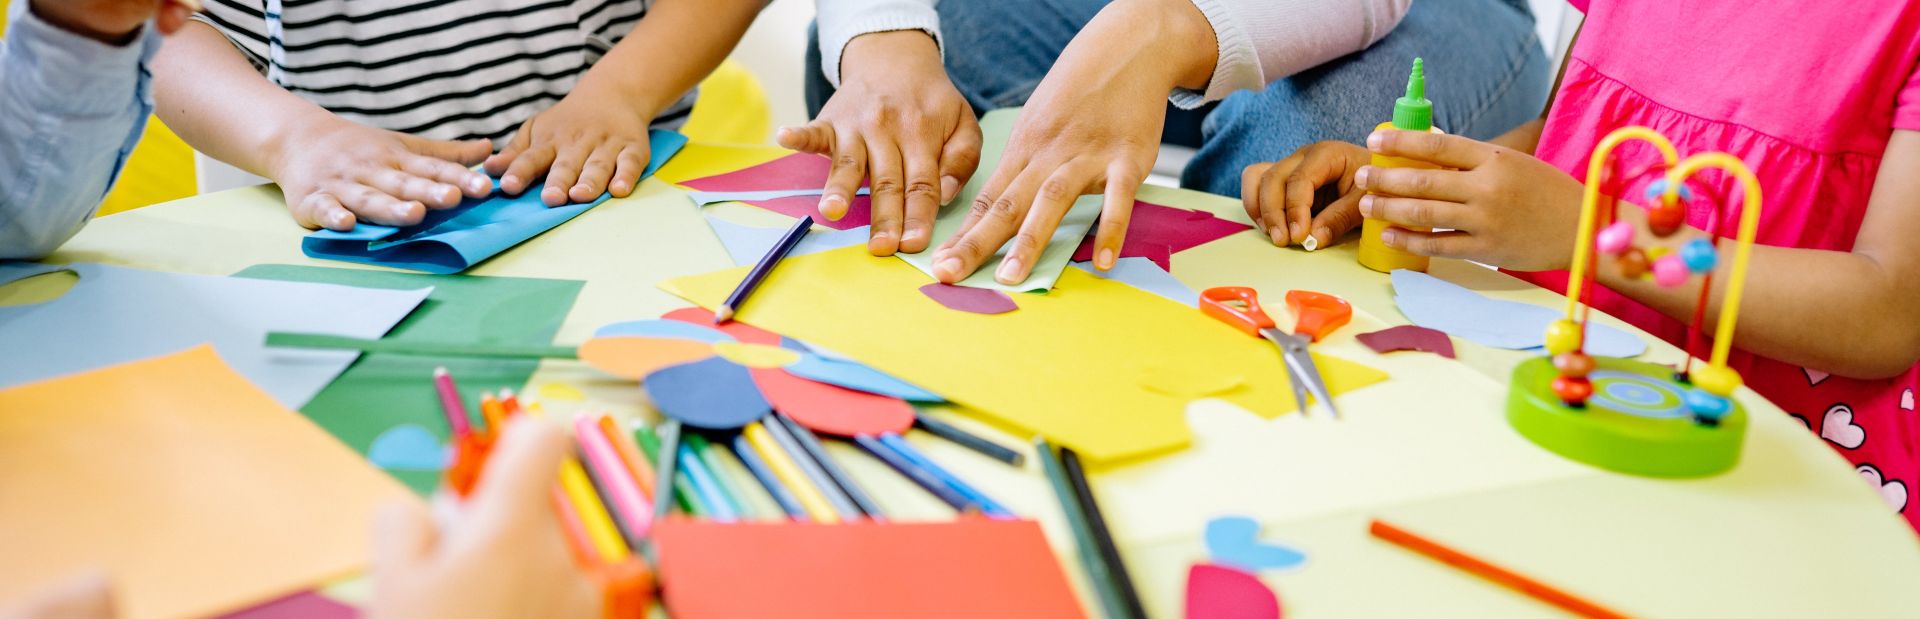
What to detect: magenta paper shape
<box><xmin>747</xmin><ymin>194</ymin><xmax>871</xmax><ymax>230</ymax></box>
<box><xmin>918</xmin><ymin>283</ymin><xmax>1018</xmax><ymax>315</ymax></box>
<box><xmin>1355</xmin><ymin>325</ymin><xmax>1456</xmax><ymax>359</ymax></box>
<box><xmin>217</xmin><ymin>590</ymin><xmax>359</xmax><ymax>619</ymax></box>
<box><xmin>1186</xmin><ymin>563</ymin><xmax>1281</xmax><ymax>619</ymax></box>
<box><xmin>1073</xmin><ymin>201</ymin><xmax>1250</xmax><ymax>270</ymax></box>
<box><xmin>680</xmin><ymin>153</ymin><xmax>872</xmax><ymax>230</ymax></box>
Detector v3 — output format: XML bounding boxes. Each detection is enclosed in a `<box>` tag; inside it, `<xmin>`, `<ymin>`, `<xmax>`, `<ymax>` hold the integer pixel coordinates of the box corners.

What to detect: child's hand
<box><xmin>1355</xmin><ymin>129</ymin><xmax>1586</xmax><ymax>271</ymax></box>
<box><xmin>272</xmin><ymin>117</ymin><xmax>494</xmax><ymax>231</ymax></box>
<box><xmin>28</xmin><ymin>0</ymin><xmax>196</xmax><ymax>44</ymax></box>
<box><xmin>780</xmin><ymin>31</ymin><xmax>982</xmax><ymax>257</ymax></box>
<box><xmin>1240</xmin><ymin>141</ymin><xmax>1371</xmax><ymax>250</ymax></box>
<box><xmin>0</xmin><ymin>571</ymin><xmax>114</xmax><ymax>619</ymax></box>
<box><xmin>484</xmin><ymin>86</ymin><xmax>654</xmax><ymax>207</ymax></box>
<box><xmin>368</xmin><ymin>418</ymin><xmax>599</xmax><ymax>619</ymax></box>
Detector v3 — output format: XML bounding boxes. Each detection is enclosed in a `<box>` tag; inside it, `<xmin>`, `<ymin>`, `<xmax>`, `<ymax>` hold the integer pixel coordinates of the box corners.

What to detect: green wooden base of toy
<box><xmin>1507</xmin><ymin>355</ymin><xmax>1746</xmax><ymax>478</ymax></box>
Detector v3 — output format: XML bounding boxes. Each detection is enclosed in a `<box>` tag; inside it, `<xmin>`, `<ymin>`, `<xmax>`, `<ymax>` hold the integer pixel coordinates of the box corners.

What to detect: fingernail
<box><xmin>1302</xmin><ymin>235</ymin><xmax>1319</xmax><ymax>252</ymax></box>
<box><xmin>1312</xmin><ymin>227</ymin><xmax>1331</xmax><ymax>249</ymax></box>
<box><xmin>820</xmin><ymin>195</ymin><xmax>847</xmax><ymax>220</ymax></box>
<box><xmin>1096</xmin><ymin>248</ymin><xmax>1116</xmax><ymax>270</ymax></box>
<box><xmin>1359</xmin><ymin>194</ymin><xmax>1375</xmax><ymax>217</ymax></box>
<box><xmin>941</xmin><ymin>176</ymin><xmax>961</xmax><ymax>203</ymax></box>
<box><xmin>903</xmin><ymin>228</ymin><xmax>925</xmax><ymax>244</ymax></box>
<box><xmin>1380</xmin><ymin>228</ymin><xmax>1400</xmax><ymax>247</ymax></box>
<box><xmin>935</xmin><ymin>257</ymin><xmax>964</xmax><ymax>279</ymax></box>
<box><xmin>1269</xmin><ymin>226</ymin><xmax>1285</xmax><ymax>245</ymax></box>
<box><xmin>330</xmin><ymin>211</ymin><xmax>350</xmax><ymax>228</ymax></box>
<box><xmin>1368</xmin><ymin>131</ymin><xmax>1384</xmax><ymax>151</ymax></box>
<box><xmin>1354</xmin><ymin>166</ymin><xmax>1371</xmax><ymax>189</ymax></box>
<box><xmin>1288</xmin><ymin>222</ymin><xmax>1304</xmax><ymax>242</ymax></box>
<box><xmin>996</xmin><ymin>256</ymin><xmax>1024</xmax><ymax>283</ymax></box>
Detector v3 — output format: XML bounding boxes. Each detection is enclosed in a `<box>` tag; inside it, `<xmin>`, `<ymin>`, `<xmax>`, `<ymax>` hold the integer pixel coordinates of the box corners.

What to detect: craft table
<box><xmin>47</xmin><ymin>142</ymin><xmax>1920</xmax><ymax>617</ymax></box>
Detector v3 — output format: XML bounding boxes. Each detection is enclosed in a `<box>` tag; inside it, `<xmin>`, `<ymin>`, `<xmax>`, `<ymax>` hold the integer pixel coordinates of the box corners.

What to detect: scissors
<box><xmin>1201</xmin><ymin>287</ymin><xmax>1354</xmax><ymax>419</ymax></box>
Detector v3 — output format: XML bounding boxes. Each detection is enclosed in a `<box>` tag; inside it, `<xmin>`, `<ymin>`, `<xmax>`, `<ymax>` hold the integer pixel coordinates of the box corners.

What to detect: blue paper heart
<box><xmin>1204</xmin><ymin>516</ymin><xmax>1307</xmax><ymax>572</ymax></box>
<box><xmin>368</xmin><ymin>424</ymin><xmax>450</xmax><ymax>471</ymax></box>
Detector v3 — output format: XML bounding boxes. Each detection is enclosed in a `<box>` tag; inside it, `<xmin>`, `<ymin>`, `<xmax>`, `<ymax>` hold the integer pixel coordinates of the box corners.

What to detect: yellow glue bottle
<box><xmin>1357</xmin><ymin>58</ymin><xmax>1439</xmax><ymax>273</ymax></box>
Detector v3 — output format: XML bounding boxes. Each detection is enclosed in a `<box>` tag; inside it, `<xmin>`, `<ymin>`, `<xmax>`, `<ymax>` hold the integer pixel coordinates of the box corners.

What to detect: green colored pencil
<box><xmin>635</xmin><ymin>424</ymin><xmax>704</xmax><ymax>516</ymax></box>
<box><xmin>1035</xmin><ymin>438</ymin><xmax>1128</xmax><ymax>619</ymax></box>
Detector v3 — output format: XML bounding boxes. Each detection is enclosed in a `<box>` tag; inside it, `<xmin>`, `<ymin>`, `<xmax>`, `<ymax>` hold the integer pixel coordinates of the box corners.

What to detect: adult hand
<box><xmin>1240</xmin><ymin>141</ymin><xmax>1372</xmax><ymax>251</ymax></box>
<box><xmin>0</xmin><ymin>571</ymin><xmax>114</xmax><ymax>619</ymax></box>
<box><xmin>931</xmin><ymin>0</ymin><xmax>1215</xmax><ymax>284</ymax></box>
<box><xmin>368</xmin><ymin>418</ymin><xmax>599</xmax><ymax>619</ymax></box>
<box><xmin>1355</xmin><ymin>129</ymin><xmax>1586</xmax><ymax>270</ymax></box>
<box><xmin>484</xmin><ymin>81</ymin><xmax>657</xmax><ymax>207</ymax></box>
<box><xmin>778</xmin><ymin>30</ymin><xmax>980</xmax><ymax>256</ymax></box>
<box><xmin>270</xmin><ymin>114</ymin><xmax>494</xmax><ymax>231</ymax></box>
<box><xmin>28</xmin><ymin>0</ymin><xmax>197</xmax><ymax>44</ymax></box>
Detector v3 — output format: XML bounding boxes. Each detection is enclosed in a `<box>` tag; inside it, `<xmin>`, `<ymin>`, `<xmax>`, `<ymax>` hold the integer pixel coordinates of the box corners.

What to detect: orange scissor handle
<box><xmin>1200</xmin><ymin>286</ymin><xmax>1277</xmax><ymax>338</ymax></box>
<box><xmin>1285</xmin><ymin>290</ymin><xmax>1353</xmax><ymax>342</ymax></box>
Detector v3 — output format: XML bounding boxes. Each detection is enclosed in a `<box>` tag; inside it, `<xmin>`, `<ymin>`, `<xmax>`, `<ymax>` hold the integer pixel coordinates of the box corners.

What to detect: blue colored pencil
<box><xmin>775</xmin><ymin>414</ymin><xmax>885</xmax><ymax>519</ymax></box>
<box><xmin>731</xmin><ymin>434</ymin><xmax>807</xmax><ymax>519</ymax></box>
<box><xmin>677</xmin><ymin>443</ymin><xmax>739</xmax><ymax>522</ymax></box>
<box><xmin>715</xmin><ymin>216</ymin><xmax>812</xmax><ymax>323</ymax></box>
<box><xmin>851</xmin><ymin>434</ymin><xmax>972</xmax><ymax>511</ymax></box>
<box><xmin>877</xmin><ymin>433</ymin><xmax>1015</xmax><ymax>518</ymax></box>
<box><xmin>915</xmin><ymin>412</ymin><xmax>1024</xmax><ymax>466</ymax></box>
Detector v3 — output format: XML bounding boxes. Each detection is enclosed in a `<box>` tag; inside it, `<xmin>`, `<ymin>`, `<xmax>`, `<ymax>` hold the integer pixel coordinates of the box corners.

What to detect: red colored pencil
<box><xmin>1369</xmin><ymin>519</ymin><xmax>1630</xmax><ymax>619</ymax></box>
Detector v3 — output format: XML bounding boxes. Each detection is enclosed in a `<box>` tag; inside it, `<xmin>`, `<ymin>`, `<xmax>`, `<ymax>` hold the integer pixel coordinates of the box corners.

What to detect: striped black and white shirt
<box><xmin>192</xmin><ymin>0</ymin><xmax>696</xmax><ymax>144</ymax></box>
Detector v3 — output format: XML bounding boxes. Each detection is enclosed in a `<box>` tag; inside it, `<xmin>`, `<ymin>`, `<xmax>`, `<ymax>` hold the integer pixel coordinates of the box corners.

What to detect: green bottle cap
<box><xmin>1393</xmin><ymin>57</ymin><xmax>1432</xmax><ymax>131</ymax></box>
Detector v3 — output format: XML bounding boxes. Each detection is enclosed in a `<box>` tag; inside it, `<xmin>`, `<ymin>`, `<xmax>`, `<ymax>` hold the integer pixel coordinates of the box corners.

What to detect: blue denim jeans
<box><xmin>805</xmin><ymin>0</ymin><xmax>1551</xmax><ymax>198</ymax></box>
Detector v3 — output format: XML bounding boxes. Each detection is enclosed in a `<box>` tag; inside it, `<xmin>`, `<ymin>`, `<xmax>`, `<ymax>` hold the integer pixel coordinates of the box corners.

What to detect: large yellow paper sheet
<box><xmin>0</xmin><ymin>347</ymin><xmax>412</xmax><ymax>619</ymax></box>
<box><xmin>660</xmin><ymin>246</ymin><xmax>1387</xmax><ymax>464</ymax></box>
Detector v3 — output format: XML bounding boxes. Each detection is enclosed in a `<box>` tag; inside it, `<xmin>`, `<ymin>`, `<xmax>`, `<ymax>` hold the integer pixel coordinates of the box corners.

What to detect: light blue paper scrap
<box><xmin>1390</xmin><ymin>269</ymin><xmax>1646</xmax><ymax>357</ymax></box>
<box><xmin>594</xmin><ymin>319</ymin><xmax>736</xmax><ymax>344</ymax></box>
<box><xmin>1071</xmin><ymin>257</ymin><xmax>1198</xmax><ymax>307</ymax></box>
<box><xmin>703</xmin><ymin>214</ymin><xmax>871</xmax><ymax>267</ymax></box>
<box><xmin>0</xmin><ymin>262</ymin><xmax>430</xmax><ymax>408</ymax></box>
<box><xmin>784</xmin><ymin>353</ymin><xmax>944</xmax><ymax>402</ymax></box>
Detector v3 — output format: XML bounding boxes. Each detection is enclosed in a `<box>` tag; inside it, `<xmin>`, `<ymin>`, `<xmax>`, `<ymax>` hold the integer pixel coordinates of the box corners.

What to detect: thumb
<box><xmin>406</xmin><ymin>135</ymin><xmax>494</xmax><ymax>166</ymax></box>
<box><xmin>371</xmin><ymin>498</ymin><xmax>437</xmax><ymax>573</ymax></box>
<box><xmin>776</xmin><ymin>121</ymin><xmax>834</xmax><ymax>154</ymax></box>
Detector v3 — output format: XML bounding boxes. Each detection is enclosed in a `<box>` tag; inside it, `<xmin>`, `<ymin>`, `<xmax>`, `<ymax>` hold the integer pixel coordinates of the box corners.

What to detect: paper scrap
<box><xmin>537</xmin><ymin>382</ymin><xmax>586</xmax><ymax>402</ymax></box>
<box><xmin>919</xmin><ymin>283</ymin><xmax>1019</xmax><ymax>315</ymax></box>
<box><xmin>894</xmin><ymin>109</ymin><xmax>1102</xmax><ymax>292</ymax></box>
<box><xmin>0</xmin><ymin>262</ymin><xmax>428</xmax><ymax>409</ymax></box>
<box><xmin>751</xmin><ymin>367</ymin><xmax>916</xmax><ymax>437</ymax></box>
<box><xmin>679</xmin><ymin>152</ymin><xmax>871</xmax><ymax>230</ymax></box>
<box><xmin>580</xmin><ymin>336</ymin><xmax>714</xmax><ymax>380</ymax></box>
<box><xmin>665</xmin><ymin>307</ymin><xmax>783</xmax><ymax>345</ymax></box>
<box><xmin>1204</xmin><ymin>516</ymin><xmax>1307</xmax><ymax>572</ymax></box>
<box><xmin>1071</xmin><ymin>258</ymin><xmax>1199</xmax><ymax>307</ymax></box>
<box><xmin>703</xmin><ymin>214</ymin><xmax>871</xmax><ymax>267</ymax></box>
<box><xmin>644</xmin><ymin>356</ymin><xmax>773</xmax><ymax>430</ymax></box>
<box><xmin>783</xmin><ymin>354</ymin><xmax>943</xmax><ymax>402</ymax></box>
<box><xmin>1071</xmin><ymin>200</ymin><xmax>1251</xmax><ymax>271</ymax></box>
<box><xmin>215</xmin><ymin>590</ymin><xmax>359</xmax><ymax>619</ymax></box>
<box><xmin>1186</xmin><ymin>563</ymin><xmax>1282</xmax><ymax>619</ymax></box>
<box><xmin>654</xmin><ymin>519</ymin><xmax>1086</xmax><ymax>619</ymax></box>
<box><xmin>688</xmin><ymin>188</ymin><xmax>868</xmax><ymax>206</ymax></box>
<box><xmin>1390</xmin><ymin>270</ymin><xmax>1645</xmax><ymax>357</ymax></box>
<box><xmin>0</xmin><ymin>347</ymin><xmax>411</xmax><ymax>619</ymax></box>
<box><xmin>659</xmin><ymin>247</ymin><xmax>1389</xmax><ymax>463</ymax></box>
<box><xmin>1140</xmin><ymin>365</ymin><xmax>1245</xmax><ymax>398</ymax></box>
<box><xmin>596</xmin><ymin>318</ymin><xmax>737</xmax><ymax>343</ymax></box>
<box><xmin>1356</xmin><ymin>325</ymin><xmax>1457</xmax><ymax>359</ymax></box>
<box><xmin>366</xmin><ymin>424</ymin><xmax>449</xmax><ymax>472</ymax></box>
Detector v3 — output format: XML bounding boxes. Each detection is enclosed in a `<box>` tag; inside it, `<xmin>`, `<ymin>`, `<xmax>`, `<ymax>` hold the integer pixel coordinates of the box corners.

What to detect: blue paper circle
<box><xmin>644</xmin><ymin>356</ymin><xmax>771</xmax><ymax>430</ymax></box>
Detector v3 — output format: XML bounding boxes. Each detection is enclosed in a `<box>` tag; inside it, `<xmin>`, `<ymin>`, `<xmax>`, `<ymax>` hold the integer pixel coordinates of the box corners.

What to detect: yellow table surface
<box><xmin>44</xmin><ymin>144</ymin><xmax>1920</xmax><ymax>617</ymax></box>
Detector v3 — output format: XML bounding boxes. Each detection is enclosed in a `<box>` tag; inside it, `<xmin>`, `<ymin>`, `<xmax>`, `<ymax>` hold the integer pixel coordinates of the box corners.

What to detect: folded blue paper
<box><xmin>303</xmin><ymin>130</ymin><xmax>688</xmax><ymax>274</ymax></box>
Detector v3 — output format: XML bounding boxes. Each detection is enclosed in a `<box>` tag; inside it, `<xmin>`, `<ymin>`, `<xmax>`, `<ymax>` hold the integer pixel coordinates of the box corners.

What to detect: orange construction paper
<box><xmin>654</xmin><ymin>518</ymin><xmax>1087</xmax><ymax>619</ymax></box>
<box><xmin>578</xmin><ymin>336</ymin><xmax>715</xmax><ymax>380</ymax></box>
<box><xmin>0</xmin><ymin>347</ymin><xmax>412</xmax><ymax>619</ymax></box>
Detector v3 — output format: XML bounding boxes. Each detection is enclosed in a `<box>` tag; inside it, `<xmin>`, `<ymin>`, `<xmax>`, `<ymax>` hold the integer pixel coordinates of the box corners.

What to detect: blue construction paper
<box><xmin>594</xmin><ymin>319</ymin><xmax>736</xmax><ymax>344</ymax></box>
<box><xmin>1205</xmin><ymin>515</ymin><xmax>1307</xmax><ymax>572</ymax></box>
<box><xmin>687</xmin><ymin>187</ymin><xmax>868</xmax><ymax>206</ymax></box>
<box><xmin>702</xmin><ymin>214</ymin><xmax>871</xmax><ymax>267</ymax></box>
<box><xmin>784</xmin><ymin>353</ymin><xmax>944</xmax><ymax>402</ymax></box>
<box><xmin>367</xmin><ymin>424</ymin><xmax>449</xmax><ymax>471</ymax></box>
<box><xmin>303</xmin><ymin>130</ymin><xmax>687</xmax><ymax>274</ymax></box>
<box><xmin>1071</xmin><ymin>257</ymin><xmax>1199</xmax><ymax>307</ymax></box>
<box><xmin>0</xmin><ymin>262</ymin><xmax>429</xmax><ymax>408</ymax></box>
<box><xmin>1390</xmin><ymin>269</ymin><xmax>1646</xmax><ymax>358</ymax></box>
<box><xmin>644</xmin><ymin>356</ymin><xmax>771</xmax><ymax>430</ymax></box>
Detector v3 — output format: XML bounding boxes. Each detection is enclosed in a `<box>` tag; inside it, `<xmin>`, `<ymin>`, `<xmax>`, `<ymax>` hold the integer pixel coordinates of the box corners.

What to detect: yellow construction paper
<box><xmin>712</xmin><ymin>341</ymin><xmax>801</xmax><ymax>369</ymax></box>
<box><xmin>660</xmin><ymin>246</ymin><xmax>1388</xmax><ymax>464</ymax></box>
<box><xmin>0</xmin><ymin>347</ymin><xmax>412</xmax><ymax>619</ymax></box>
<box><xmin>653</xmin><ymin>142</ymin><xmax>791</xmax><ymax>186</ymax></box>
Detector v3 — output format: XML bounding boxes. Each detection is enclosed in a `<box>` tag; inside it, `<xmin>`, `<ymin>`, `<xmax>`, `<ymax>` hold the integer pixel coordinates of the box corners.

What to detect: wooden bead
<box><xmin>1682</xmin><ymin>237</ymin><xmax>1717</xmax><ymax>273</ymax></box>
<box><xmin>1553</xmin><ymin>352</ymin><xmax>1597</xmax><ymax>378</ymax></box>
<box><xmin>1692</xmin><ymin>365</ymin><xmax>1743</xmax><ymax>397</ymax></box>
<box><xmin>1653</xmin><ymin>254</ymin><xmax>1690</xmax><ymax>287</ymax></box>
<box><xmin>1596</xmin><ymin>221</ymin><xmax>1635</xmax><ymax>255</ymax></box>
<box><xmin>1618</xmin><ymin>248</ymin><xmax>1649</xmax><ymax>279</ymax></box>
<box><xmin>1649</xmin><ymin>198</ymin><xmax>1686</xmax><ymax>237</ymax></box>
<box><xmin>1544</xmin><ymin>319</ymin><xmax>1583</xmax><ymax>355</ymax></box>
<box><xmin>1553</xmin><ymin>376</ymin><xmax>1594</xmax><ymax>406</ymax></box>
<box><xmin>1685</xmin><ymin>388</ymin><xmax>1733</xmax><ymax>423</ymax></box>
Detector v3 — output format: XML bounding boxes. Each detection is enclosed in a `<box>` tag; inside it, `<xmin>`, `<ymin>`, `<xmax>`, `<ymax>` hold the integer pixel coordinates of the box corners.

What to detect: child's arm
<box><xmin>1358</xmin><ymin>129</ymin><xmax>1920</xmax><ymax>379</ymax></box>
<box><xmin>483</xmin><ymin>0</ymin><xmax>762</xmax><ymax>206</ymax></box>
<box><xmin>150</xmin><ymin>23</ymin><xmax>494</xmax><ymax>231</ymax></box>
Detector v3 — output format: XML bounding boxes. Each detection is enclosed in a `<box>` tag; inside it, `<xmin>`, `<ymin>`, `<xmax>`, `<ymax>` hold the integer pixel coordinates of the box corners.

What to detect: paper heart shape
<box><xmin>1903</xmin><ymin>389</ymin><xmax>1914</xmax><ymax>411</ymax></box>
<box><xmin>1858</xmin><ymin>464</ymin><xmax>1909</xmax><ymax>513</ymax></box>
<box><xmin>1205</xmin><ymin>516</ymin><xmax>1307</xmax><ymax>573</ymax></box>
<box><xmin>1186</xmin><ymin>563</ymin><xmax>1282</xmax><ymax>619</ymax></box>
<box><xmin>367</xmin><ymin>424</ymin><xmax>449</xmax><ymax>471</ymax></box>
<box><xmin>1803</xmin><ymin>367</ymin><xmax>1830</xmax><ymax>386</ymax></box>
<box><xmin>1820</xmin><ymin>404</ymin><xmax>1865</xmax><ymax>449</ymax></box>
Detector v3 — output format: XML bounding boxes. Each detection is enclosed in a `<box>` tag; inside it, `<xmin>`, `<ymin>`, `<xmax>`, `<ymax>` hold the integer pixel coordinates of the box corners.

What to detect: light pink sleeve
<box><xmin>1896</xmin><ymin>58</ymin><xmax>1920</xmax><ymax>131</ymax></box>
<box><xmin>1172</xmin><ymin>0</ymin><xmax>1412</xmax><ymax>109</ymax></box>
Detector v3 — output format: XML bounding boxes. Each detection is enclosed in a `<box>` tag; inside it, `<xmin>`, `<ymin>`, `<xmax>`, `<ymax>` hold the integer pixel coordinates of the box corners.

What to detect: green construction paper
<box><xmin>265</xmin><ymin>332</ymin><xmax>579</xmax><ymax>360</ymax></box>
<box><xmin>234</xmin><ymin>265</ymin><xmax>582</xmax><ymax>494</ymax></box>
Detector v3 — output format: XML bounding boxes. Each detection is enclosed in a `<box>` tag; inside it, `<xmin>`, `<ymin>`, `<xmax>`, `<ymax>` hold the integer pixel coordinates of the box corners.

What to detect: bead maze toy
<box><xmin>1506</xmin><ymin>127</ymin><xmax>1762</xmax><ymax>478</ymax></box>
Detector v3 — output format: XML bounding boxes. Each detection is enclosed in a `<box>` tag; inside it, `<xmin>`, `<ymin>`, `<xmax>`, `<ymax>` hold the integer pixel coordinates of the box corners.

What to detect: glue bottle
<box><xmin>1357</xmin><ymin>58</ymin><xmax>1440</xmax><ymax>273</ymax></box>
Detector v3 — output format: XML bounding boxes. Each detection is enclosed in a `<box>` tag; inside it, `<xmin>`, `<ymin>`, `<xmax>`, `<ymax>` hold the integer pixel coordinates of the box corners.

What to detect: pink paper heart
<box><xmin>1186</xmin><ymin>563</ymin><xmax>1281</xmax><ymax>619</ymax></box>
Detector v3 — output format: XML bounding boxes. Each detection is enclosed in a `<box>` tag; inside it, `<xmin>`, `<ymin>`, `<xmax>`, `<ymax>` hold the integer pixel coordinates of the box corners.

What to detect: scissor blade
<box><xmin>1279</xmin><ymin>337</ymin><xmax>1341</xmax><ymax>420</ymax></box>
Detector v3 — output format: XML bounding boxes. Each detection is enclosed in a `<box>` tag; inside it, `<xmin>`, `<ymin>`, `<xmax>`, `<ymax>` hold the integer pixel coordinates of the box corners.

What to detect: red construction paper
<box><xmin>663</xmin><ymin>307</ymin><xmax>782</xmax><ymax>346</ymax></box>
<box><xmin>216</xmin><ymin>590</ymin><xmax>358</xmax><ymax>619</ymax></box>
<box><xmin>679</xmin><ymin>153</ymin><xmax>871</xmax><ymax>230</ymax></box>
<box><xmin>1072</xmin><ymin>201</ymin><xmax>1251</xmax><ymax>270</ymax></box>
<box><xmin>747</xmin><ymin>194</ymin><xmax>872</xmax><ymax>231</ymax></box>
<box><xmin>751</xmin><ymin>367</ymin><xmax>915</xmax><ymax>437</ymax></box>
<box><xmin>655</xmin><ymin>519</ymin><xmax>1086</xmax><ymax>619</ymax></box>
<box><xmin>1355</xmin><ymin>325</ymin><xmax>1456</xmax><ymax>359</ymax></box>
<box><xmin>918</xmin><ymin>283</ymin><xmax>1018</xmax><ymax>315</ymax></box>
<box><xmin>1186</xmin><ymin>563</ymin><xmax>1282</xmax><ymax>619</ymax></box>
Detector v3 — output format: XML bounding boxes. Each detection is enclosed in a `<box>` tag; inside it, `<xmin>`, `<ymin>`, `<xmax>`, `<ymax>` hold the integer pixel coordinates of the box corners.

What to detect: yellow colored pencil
<box><xmin>558</xmin><ymin>457</ymin><xmax>631</xmax><ymax>562</ymax></box>
<box><xmin>743</xmin><ymin>422</ymin><xmax>839</xmax><ymax>523</ymax></box>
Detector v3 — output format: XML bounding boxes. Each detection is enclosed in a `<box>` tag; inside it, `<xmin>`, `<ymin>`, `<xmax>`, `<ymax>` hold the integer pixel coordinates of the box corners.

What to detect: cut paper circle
<box><xmin>1355</xmin><ymin>325</ymin><xmax>1457</xmax><ymax>359</ymax></box>
<box><xmin>664</xmin><ymin>307</ymin><xmax>783</xmax><ymax>345</ymax></box>
<box><xmin>1140</xmin><ymin>364</ymin><xmax>1245</xmax><ymax>398</ymax></box>
<box><xmin>713</xmin><ymin>341</ymin><xmax>802</xmax><ymax>369</ymax></box>
<box><xmin>367</xmin><ymin>424</ymin><xmax>449</xmax><ymax>472</ymax></box>
<box><xmin>1390</xmin><ymin>270</ymin><xmax>1645</xmax><ymax>358</ymax></box>
<box><xmin>594</xmin><ymin>319</ymin><xmax>735</xmax><ymax>344</ymax></box>
<box><xmin>580</xmin><ymin>336</ymin><xmax>714</xmax><ymax>380</ymax></box>
<box><xmin>1186</xmin><ymin>563</ymin><xmax>1282</xmax><ymax>619</ymax></box>
<box><xmin>1205</xmin><ymin>516</ymin><xmax>1307</xmax><ymax>572</ymax></box>
<box><xmin>1071</xmin><ymin>257</ymin><xmax>1199</xmax><ymax>307</ymax></box>
<box><xmin>919</xmin><ymin>283</ymin><xmax>1018</xmax><ymax>315</ymax></box>
<box><xmin>751</xmin><ymin>367</ymin><xmax>916</xmax><ymax>437</ymax></box>
<box><xmin>785</xmin><ymin>353</ymin><xmax>943</xmax><ymax>402</ymax></box>
<box><xmin>644</xmin><ymin>357</ymin><xmax>772</xmax><ymax>430</ymax></box>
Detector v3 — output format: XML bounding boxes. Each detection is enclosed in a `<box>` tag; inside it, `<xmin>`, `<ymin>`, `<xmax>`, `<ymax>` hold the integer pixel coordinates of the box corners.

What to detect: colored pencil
<box><xmin>558</xmin><ymin>457</ymin><xmax>630</xmax><ymax>562</ymax></box>
<box><xmin>852</xmin><ymin>434</ymin><xmax>971</xmax><ymax>512</ymax></box>
<box><xmin>774</xmin><ymin>414</ymin><xmax>884</xmax><ymax>519</ymax></box>
<box><xmin>732</xmin><ymin>434</ymin><xmax>808</xmax><ymax>519</ymax></box>
<box><xmin>744</xmin><ymin>422</ymin><xmax>840</xmax><ymax>522</ymax></box>
<box><xmin>878</xmin><ymin>433</ymin><xmax>1014</xmax><ymax>518</ymax></box>
<box><xmin>762</xmin><ymin>416</ymin><xmax>861</xmax><ymax>519</ymax></box>
<box><xmin>478</xmin><ymin>392</ymin><xmax>506</xmax><ymax>438</ymax></box>
<box><xmin>550</xmin><ymin>487</ymin><xmax>602</xmax><ymax>566</ymax></box>
<box><xmin>575</xmin><ymin>446</ymin><xmax>642</xmax><ymax>550</ymax></box>
<box><xmin>647</xmin><ymin>421</ymin><xmax>684</xmax><ymax>526</ymax></box>
<box><xmin>574</xmin><ymin>415</ymin><xmax>654</xmax><ymax>540</ymax></box>
<box><xmin>714</xmin><ymin>216</ymin><xmax>813</xmax><ymax>323</ymax></box>
<box><xmin>431</xmin><ymin>366</ymin><xmax>471</xmax><ymax>437</ymax></box>
<box><xmin>269</xmin><ymin>332</ymin><xmax>578</xmax><ymax>359</ymax></box>
<box><xmin>1060</xmin><ymin>445</ymin><xmax>1145</xmax><ymax>619</ymax></box>
<box><xmin>680</xmin><ymin>434</ymin><xmax>745</xmax><ymax>521</ymax></box>
<box><xmin>636</xmin><ymin>424</ymin><xmax>703</xmax><ymax>516</ymax></box>
<box><xmin>1036</xmin><ymin>439</ymin><xmax>1129</xmax><ymax>619</ymax></box>
<box><xmin>915</xmin><ymin>412</ymin><xmax>1023</xmax><ymax>466</ymax></box>
<box><xmin>1369</xmin><ymin>519</ymin><xmax>1629</xmax><ymax>619</ymax></box>
<box><xmin>596</xmin><ymin>415</ymin><xmax>656</xmax><ymax>499</ymax></box>
<box><xmin>500</xmin><ymin>389</ymin><xmax>523</xmax><ymax>416</ymax></box>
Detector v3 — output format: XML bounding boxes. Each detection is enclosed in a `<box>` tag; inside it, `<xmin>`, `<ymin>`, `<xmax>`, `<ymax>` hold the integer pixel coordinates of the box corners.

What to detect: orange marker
<box><xmin>501</xmin><ymin>389</ymin><xmax>523</xmax><ymax>417</ymax></box>
<box><xmin>1369</xmin><ymin>519</ymin><xmax>1630</xmax><ymax>619</ymax></box>
<box><xmin>479</xmin><ymin>392</ymin><xmax>507</xmax><ymax>439</ymax></box>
